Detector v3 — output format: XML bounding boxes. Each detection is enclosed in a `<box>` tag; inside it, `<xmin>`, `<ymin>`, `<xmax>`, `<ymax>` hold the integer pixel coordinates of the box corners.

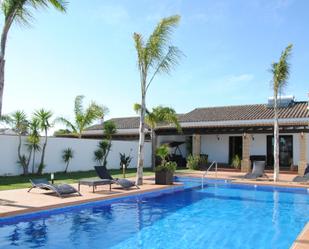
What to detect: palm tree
<box><xmin>27</xmin><ymin>118</ymin><xmax>41</xmax><ymax>174</ymax></box>
<box><xmin>133</xmin><ymin>15</ymin><xmax>182</xmax><ymax>185</ymax></box>
<box><xmin>34</xmin><ymin>109</ymin><xmax>53</xmax><ymax>174</ymax></box>
<box><xmin>134</xmin><ymin>104</ymin><xmax>181</xmax><ymax>169</ymax></box>
<box><xmin>270</xmin><ymin>44</ymin><xmax>293</xmax><ymax>182</ymax></box>
<box><xmin>57</xmin><ymin>95</ymin><xmax>108</xmax><ymax>138</ymax></box>
<box><xmin>0</xmin><ymin>0</ymin><xmax>67</xmax><ymax>116</ymax></box>
<box><xmin>2</xmin><ymin>110</ymin><xmax>29</xmax><ymax>174</ymax></box>
<box><xmin>62</xmin><ymin>147</ymin><xmax>74</xmax><ymax>173</ymax></box>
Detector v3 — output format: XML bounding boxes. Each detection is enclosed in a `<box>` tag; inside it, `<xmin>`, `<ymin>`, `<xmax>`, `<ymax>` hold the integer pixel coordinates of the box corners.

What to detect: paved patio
<box><xmin>0</xmin><ymin>177</ymin><xmax>180</xmax><ymax>218</ymax></box>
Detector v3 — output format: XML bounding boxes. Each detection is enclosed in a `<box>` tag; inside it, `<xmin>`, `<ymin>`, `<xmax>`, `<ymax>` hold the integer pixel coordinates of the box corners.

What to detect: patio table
<box><xmin>78</xmin><ymin>178</ymin><xmax>113</xmax><ymax>193</ymax></box>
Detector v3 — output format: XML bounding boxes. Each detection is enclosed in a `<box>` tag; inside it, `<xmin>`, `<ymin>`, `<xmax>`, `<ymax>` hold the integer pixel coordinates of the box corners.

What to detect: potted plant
<box><xmin>155</xmin><ymin>145</ymin><xmax>177</xmax><ymax>185</ymax></box>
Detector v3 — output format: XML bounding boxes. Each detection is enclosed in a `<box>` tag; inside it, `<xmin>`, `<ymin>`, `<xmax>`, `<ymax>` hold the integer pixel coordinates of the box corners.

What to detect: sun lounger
<box><xmin>94</xmin><ymin>166</ymin><xmax>140</xmax><ymax>189</ymax></box>
<box><xmin>28</xmin><ymin>178</ymin><xmax>81</xmax><ymax>198</ymax></box>
<box><xmin>293</xmin><ymin>164</ymin><xmax>309</xmax><ymax>182</ymax></box>
<box><xmin>244</xmin><ymin>161</ymin><xmax>268</xmax><ymax>179</ymax></box>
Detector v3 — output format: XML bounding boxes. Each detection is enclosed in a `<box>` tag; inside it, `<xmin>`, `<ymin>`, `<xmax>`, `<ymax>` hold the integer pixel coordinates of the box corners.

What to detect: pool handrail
<box><xmin>201</xmin><ymin>161</ymin><xmax>217</xmax><ymax>188</ymax></box>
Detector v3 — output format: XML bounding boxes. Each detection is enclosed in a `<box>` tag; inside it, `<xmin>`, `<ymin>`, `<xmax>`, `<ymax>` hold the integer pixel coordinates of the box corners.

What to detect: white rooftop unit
<box><xmin>267</xmin><ymin>95</ymin><xmax>295</xmax><ymax>108</ymax></box>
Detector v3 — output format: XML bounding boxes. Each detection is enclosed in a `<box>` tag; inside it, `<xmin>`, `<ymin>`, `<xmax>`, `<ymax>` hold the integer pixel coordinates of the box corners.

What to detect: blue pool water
<box><xmin>1</xmin><ymin>177</ymin><xmax>309</xmax><ymax>249</ymax></box>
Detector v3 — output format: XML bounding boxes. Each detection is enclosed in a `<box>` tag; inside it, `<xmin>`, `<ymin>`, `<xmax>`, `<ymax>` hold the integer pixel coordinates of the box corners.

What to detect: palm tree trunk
<box><xmin>0</xmin><ymin>58</ymin><xmax>5</xmax><ymax>117</ymax></box>
<box><xmin>151</xmin><ymin>129</ymin><xmax>157</xmax><ymax>170</ymax></box>
<box><xmin>32</xmin><ymin>151</ymin><xmax>36</xmax><ymax>174</ymax></box>
<box><xmin>136</xmin><ymin>91</ymin><xmax>146</xmax><ymax>185</ymax></box>
<box><xmin>38</xmin><ymin>130</ymin><xmax>48</xmax><ymax>174</ymax></box>
<box><xmin>64</xmin><ymin>162</ymin><xmax>69</xmax><ymax>173</ymax></box>
<box><xmin>273</xmin><ymin>95</ymin><xmax>280</xmax><ymax>182</ymax></box>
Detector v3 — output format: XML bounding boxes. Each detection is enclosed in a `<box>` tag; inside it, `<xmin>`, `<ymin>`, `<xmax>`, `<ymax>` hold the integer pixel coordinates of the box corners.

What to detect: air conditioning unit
<box><xmin>267</xmin><ymin>95</ymin><xmax>295</xmax><ymax>108</ymax></box>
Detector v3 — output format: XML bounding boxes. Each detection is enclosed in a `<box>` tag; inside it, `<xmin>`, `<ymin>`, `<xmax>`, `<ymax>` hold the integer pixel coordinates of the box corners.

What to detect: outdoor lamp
<box><xmin>51</xmin><ymin>173</ymin><xmax>54</xmax><ymax>184</ymax></box>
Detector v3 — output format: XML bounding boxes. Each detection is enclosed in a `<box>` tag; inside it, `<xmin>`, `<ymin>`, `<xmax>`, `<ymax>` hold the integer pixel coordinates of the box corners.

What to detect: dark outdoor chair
<box><xmin>94</xmin><ymin>166</ymin><xmax>139</xmax><ymax>189</ymax></box>
<box><xmin>244</xmin><ymin>161</ymin><xmax>268</xmax><ymax>179</ymax></box>
<box><xmin>28</xmin><ymin>178</ymin><xmax>81</xmax><ymax>198</ymax></box>
<box><xmin>293</xmin><ymin>164</ymin><xmax>309</xmax><ymax>182</ymax></box>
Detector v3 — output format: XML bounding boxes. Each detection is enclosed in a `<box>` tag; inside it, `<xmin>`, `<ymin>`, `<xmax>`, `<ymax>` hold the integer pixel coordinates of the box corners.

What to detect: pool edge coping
<box><xmin>291</xmin><ymin>222</ymin><xmax>309</xmax><ymax>249</ymax></box>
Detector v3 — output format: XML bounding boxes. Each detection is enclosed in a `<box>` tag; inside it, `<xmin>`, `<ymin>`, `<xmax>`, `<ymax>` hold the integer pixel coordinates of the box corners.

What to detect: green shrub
<box><xmin>155</xmin><ymin>161</ymin><xmax>177</xmax><ymax>173</ymax></box>
<box><xmin>231</xmin><ymin>154</ymin><xmax>241</xmax><ymax>169</ymax></box>
<box><xmin>186</xmin><ymin>154</ymin><xmax>200</xmax><ymax>170</ymax></box>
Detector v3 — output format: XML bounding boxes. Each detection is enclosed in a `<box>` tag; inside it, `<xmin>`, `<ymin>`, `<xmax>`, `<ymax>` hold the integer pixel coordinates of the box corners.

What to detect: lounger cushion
<box><xmin>55</xmin><ymin>184</ymin><xmax>78</xmax><ymax>194</ymax></box>
<box><xmin>116</xmin><ymin>179</ymin><xmax>137</xmax><ymax>189</ymax></box>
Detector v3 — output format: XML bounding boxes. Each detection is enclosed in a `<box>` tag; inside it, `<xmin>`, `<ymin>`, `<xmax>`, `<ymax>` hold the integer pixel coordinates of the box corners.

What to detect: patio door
<box><xmin>229</xmin><ymin>136</ymin><xmax>243</xmax><ymax>164</ymax></box>
<box><xmin>266</xmin><ymin>135</ymin><xmax>293</xmax><ymax>169</ymax></box>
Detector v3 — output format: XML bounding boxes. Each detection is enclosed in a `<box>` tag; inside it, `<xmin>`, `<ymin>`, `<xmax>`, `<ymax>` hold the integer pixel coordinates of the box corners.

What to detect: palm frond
<box><xmin>55</xmin><ymin>117</ymin><xmax>77</xmax><ymax>134</ymax></box>
<box><xmin>74</xmin><ymin>95</ymin><xmax>84</xmax><ymax>117</ymax></box>
<box><xmin>1</xmin><ymin>0</ymin><xmax>67</xmax><ymax>27</ymax></box>
<box><xmin>271</xmin><ymin>44</ymin><xmax>293</xmax><ymax>95</ymax></box>
<box><xmin>145</xmin><ymin>15</ymin><xmax>180</xmax><ymax>68</ymax></box>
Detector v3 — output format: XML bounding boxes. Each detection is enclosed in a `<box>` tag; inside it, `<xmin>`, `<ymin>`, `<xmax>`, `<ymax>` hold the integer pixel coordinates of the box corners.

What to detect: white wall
<box><xmin>200</xmin><ymin>133</ymin><xmax>309</xmax><ymax>165</ymax></box>
<box><xmin>0</xmin><ymin>135</ymin><xmax>151</xmax><ymax>176</ymax></box>
<box><xmin>201</xmin><ymin>134</ymin><xmax>230</xmax><ymax>163</ymax></box>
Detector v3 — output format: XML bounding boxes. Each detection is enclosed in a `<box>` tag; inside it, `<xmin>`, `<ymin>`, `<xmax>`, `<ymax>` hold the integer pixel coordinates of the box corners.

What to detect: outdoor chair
<box><xmin>244</xmin><ymin>161</ymin><xmax>268</xmax><ymax>179</ymax></box>
<box><xmin>293</xmin><ymin>164</ymin><xmax>309</xmax><ymax>182</ymax></box>
<box><xmin>94</xmin><ymin>166</ymin><xmax>140</xmax><ymax>189</ymax></box>
<box><xmin>28</xmin><ymin>178</ymin><xmax>81</xmax><ymax>198</ymax></box>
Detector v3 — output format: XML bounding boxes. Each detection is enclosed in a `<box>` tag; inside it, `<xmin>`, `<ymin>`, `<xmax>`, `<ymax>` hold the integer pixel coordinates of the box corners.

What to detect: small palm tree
<box><xmin>2</xmin><ymin>110</ymin><xmax>29</xmax><ymax>174</ymax></box>
<box><xmin>62</xmin><ymin>147</ymin><xmax>74</xmax><ymax>173</ymax></box>
<box><xmin>34</xmin><ymin>109</ymin><xmax>53</xmax><ymax>174</ymax></box>
<box><xmin>0</xmin><ymin>0</ymin><xmax>67</xmax><ymax>116</ymax></box>
<box><xmin>133</xmin><ymin>15</ymin><xmax>183</xmax><ymax>185</ymax></box>
<box><xmin>57</xmin><ymin>95</ymin><xmax>108</xmax><ymax>138</ymax></box>
<box><xmin>134</xmin><ymin>104</ymin><xmax>181</xmax><ymax>169</ymax></box>
<box><xmin>270</xmin><ymin>44</ymin><xmax>293</xmax><ymax>182</ymax></box>
<box><xmin>93</xmin><ymin>140</ymin><xmax>110</xmax><ymax>167</ymax></box>
<box><xmin>27</xmin><ymin>118</ymin><xmax>41</xmax><ymax>174</ymax></box>
<box><xmin>156</xmin><ymin>144</ymin><xmax>169</xmax><ymax>166</ymax></box>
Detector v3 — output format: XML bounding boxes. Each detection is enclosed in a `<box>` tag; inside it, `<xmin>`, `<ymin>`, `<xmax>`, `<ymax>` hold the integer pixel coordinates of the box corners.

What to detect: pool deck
<box><xmin>0</xmin><ymin>177</ymin><xmax>181</xmax><ymax>218</ymax></box>
<box><xmin>1</xmin><ymin>171</ymin><xmax>309</xmax><ymax>248</ymax></box>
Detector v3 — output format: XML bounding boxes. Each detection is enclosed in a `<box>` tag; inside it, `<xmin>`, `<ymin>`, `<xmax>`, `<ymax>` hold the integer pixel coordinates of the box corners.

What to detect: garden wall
<box><xmin>0</xmin><ymin>135</ymin><xmax>151</xmax><ymax>176</ymax></box>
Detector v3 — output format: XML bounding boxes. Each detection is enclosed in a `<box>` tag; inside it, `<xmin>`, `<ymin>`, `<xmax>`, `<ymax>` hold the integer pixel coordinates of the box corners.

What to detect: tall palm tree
<box><xmin>34</xmin><ymin>109</ymin><xmax>53</xmax><ymax>174</ymax></box>
<box><xmin>57</xmin><ymin>95</ymin><xmax>108</xmax><ymax>138</ymax></box>
<box><xmin>0</xmin><ymin>0</ymin><xmax>67</xmax><ymax>116</ymax></box>
<box><xmin>270</xmin><ymin>44</ymin><xmax>293</xmax><ymax>182</ymax></box>
<box><xmin>133</xmin><ymin>15</ymin><xmax>182</xmax><ymax>185</ymax></box>
<box><xmin>2</xmin><ymin>110</ymin><xmax>29</xmax><ymax>174</ymax></box>
<box><xmin>134</xmin><ymin>104</ymin><xmax>181</xmax><ymax>169</ymax></box>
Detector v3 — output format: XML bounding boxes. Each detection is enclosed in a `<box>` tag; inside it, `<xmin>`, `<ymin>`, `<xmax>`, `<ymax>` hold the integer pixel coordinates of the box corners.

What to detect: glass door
<box><xmin>229</xmin><ymin>136</ymin><xmax>243</xmax><ymax>164</ymax></box>
<box><xmin>266</xmin><ymin>135</ymin><xmax>293</xmax><ymax>169</ymax></box>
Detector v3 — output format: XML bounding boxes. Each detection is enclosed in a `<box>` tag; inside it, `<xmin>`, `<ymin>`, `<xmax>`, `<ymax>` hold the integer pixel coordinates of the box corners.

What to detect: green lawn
<box><xmin>0</xmin><ymin>168</ymin><xmax>155</xmax><ymax>191</ymax></box>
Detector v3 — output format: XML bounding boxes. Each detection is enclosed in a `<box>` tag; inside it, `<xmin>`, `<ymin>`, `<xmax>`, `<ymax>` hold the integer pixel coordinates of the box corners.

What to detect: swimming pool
<box><xmin>1</xmin><ymin>177</ymin><xmax>309</xmax><ymax>249</ymax></box>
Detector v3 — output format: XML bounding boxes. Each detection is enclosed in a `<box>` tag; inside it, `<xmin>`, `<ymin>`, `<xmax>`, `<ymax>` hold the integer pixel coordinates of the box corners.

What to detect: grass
<box><xmin>0</xmin><ymin>168</ymin><xmax>155</xmax><ymax>191</ymax></box>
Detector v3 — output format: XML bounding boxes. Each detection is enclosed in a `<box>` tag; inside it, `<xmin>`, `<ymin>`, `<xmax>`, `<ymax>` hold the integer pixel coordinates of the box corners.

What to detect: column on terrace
<box><xmin>192</xmin><ymin>134</ymin><xmax>201</xmax><ymax>156</ymax></box>
<box><xmin>298</xmin><ymin>132</ymin><xmax>308</xmax><ymax>176</ymax></box>
<box><xmin>241</xmin><ymin>133</ymin><xmax>252</xmax><ymax>173</ymax></box>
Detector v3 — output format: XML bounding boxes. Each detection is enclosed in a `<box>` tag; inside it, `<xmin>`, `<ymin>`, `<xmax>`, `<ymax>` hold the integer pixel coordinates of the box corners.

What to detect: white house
<box><xmin>84</xmin><ymin>96</ymin><xmax>309</xmax><ymax>175</ymax></box>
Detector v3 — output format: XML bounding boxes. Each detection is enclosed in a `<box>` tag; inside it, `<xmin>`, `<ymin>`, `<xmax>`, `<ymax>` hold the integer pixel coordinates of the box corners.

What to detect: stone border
<box><xmin>291</xmin><ymin>222</ymin><xmax>309</xmax><ymax>249</ymax></box>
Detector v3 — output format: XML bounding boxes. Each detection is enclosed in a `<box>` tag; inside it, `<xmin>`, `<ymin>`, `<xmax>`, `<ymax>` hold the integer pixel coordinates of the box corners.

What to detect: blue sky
<box><xmin>2</xmin><ymin>0</ymin><xmax>309</xmax><ymax>125</ymax></box>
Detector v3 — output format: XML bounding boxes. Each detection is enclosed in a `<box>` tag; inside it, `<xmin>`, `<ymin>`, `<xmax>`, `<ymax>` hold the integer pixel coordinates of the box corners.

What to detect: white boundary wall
<box><xmin>0</xmin><ymin>135</ymin><xmax>151</xmax><ymax>176</ymax></box>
